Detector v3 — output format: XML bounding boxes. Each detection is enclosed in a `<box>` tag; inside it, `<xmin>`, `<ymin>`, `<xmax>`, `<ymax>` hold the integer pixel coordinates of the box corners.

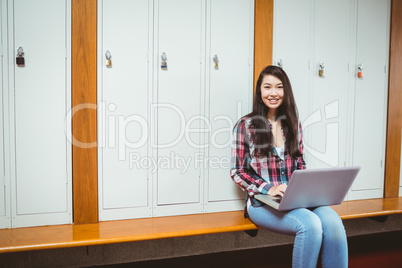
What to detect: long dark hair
<box><xmin>247</xmin><ymin>65</ymin><xmax>301</xmax><ymax>159</ymax></box>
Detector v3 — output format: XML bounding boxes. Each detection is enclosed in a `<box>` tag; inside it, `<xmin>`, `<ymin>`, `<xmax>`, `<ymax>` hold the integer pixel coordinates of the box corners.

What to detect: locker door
<box><xmin>350</xmin><ymin>0</ymin><xmax>390</xmax><ymax>199</ymax></box>
<box><xmin>99</xmin><ymin>0</ymin><xmax>151</xmax><ymax>221</ymax></box>
<box><xmin>155</xmin><ymin>0</ymin><xmax>204</xmax><ymax>215</ymax></box>
<box><xmin>0</xmin><ymin>0</ymin><xmax>9</xmax><ymax>229</ymax></box>
<box><xmin>307</xmin><ymin>0</ymin><xmax>351</xmax><ymax>169</ymax></box>
<box><xmin>273</xmin><ymin>0</ymin><xmax>312</xmax><ymax>123</ymax></box>
<box><xmin>205</xmin><ymin>0</ymin><xmax>253</xmax><ymax>212</ymax></box>
<box><xmin>11</xmin><ymin>0</ymin><xmax>71</xmax><ymax>228</ymax></box>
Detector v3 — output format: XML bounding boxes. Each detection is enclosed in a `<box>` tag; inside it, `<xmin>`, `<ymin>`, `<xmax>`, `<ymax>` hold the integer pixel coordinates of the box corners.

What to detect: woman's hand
<box><xmin>267</xmin><ymin>184</ymin><xmax>287</xmax><ymax>197</ymax></box>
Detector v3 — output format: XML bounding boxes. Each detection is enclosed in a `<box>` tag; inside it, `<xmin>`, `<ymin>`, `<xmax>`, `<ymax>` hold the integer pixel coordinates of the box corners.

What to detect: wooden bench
<box><xmin>0</xmin><ymin>197</ymin><xmax>401</xmax><ymax>254</ymax></box>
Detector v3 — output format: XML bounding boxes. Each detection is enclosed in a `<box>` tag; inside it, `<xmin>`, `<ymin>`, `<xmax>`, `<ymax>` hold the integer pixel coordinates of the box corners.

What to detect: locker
<box><xmin>9</xmin><ymin>0</ymin><xmax>71</xmax><ymax>228</ymax></box>
<box><xmin>0</xmin><ymin>4</ymin><xmax>4</xmax><ymax>222</ymax></box>
<box><xmin>0</xmin><ymin>0</ymin><xmax>9</xmax><ymax>229</ymax></box>
<box><xmin>308</xmin><ymin>0</ymin><xmax>352</xmax><ymax>169</ymax></box>
<box><xmin>98</xmin><ymin>0</ymin><xmax>255</xmax><ymax>219</ymax></box>
<box><xmin>205</xmin><ymin>0</ymin><xmax>253</xmax><ymax>212</ymax></box>
<box><xmin>273</xmin><ymin>0</ymin><xmax>351</xmax><ymax>169</ymax></box>
<box><xmin>154</xmin><ymin>0</ymin><xmax>205</xmax><ymax>212</ymax></box>
<box><xmin>350</xmin><ymin>0</ymin><xmax>390</xmax><ymax>199</ymax></box>
<box><xmin>273</xmin><ymin>0</ymin><xmax>312</xmax><ymax>124</ymax></box>
<box><xmin>98</xmin><ymin>0</ymin><xmax>152</xmax><ymax>221</ymax></box>
<box><xmin>273</xmin><ymin>0</ymin><xmax>390</xmax><ymax>200</ymax></box>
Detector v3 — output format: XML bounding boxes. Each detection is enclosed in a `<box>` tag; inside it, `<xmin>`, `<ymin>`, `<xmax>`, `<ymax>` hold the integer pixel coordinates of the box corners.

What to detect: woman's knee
<box><xmin>292</xmin><ymin>209</ymin><xmax>323</xmax><ymax>237</ymax></box>
<box><xmin>313</xmin><ymin>206</ymin><xmax>346</xmax><ymax>235</ymax></box>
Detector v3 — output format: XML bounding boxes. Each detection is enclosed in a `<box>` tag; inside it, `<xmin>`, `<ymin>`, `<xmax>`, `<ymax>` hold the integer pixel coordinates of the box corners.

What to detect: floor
<box><xmin>93</xmin><ymin>230</ymin><xmax>402</xmax><ymax>268</ymax></box>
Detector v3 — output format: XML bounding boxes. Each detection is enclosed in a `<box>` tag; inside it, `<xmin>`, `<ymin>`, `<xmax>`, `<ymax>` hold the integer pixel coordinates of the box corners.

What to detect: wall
<box><xmin>71</xmin><ymin>0</ymin><xmax>402</xmax><ymax>224</ymax></box>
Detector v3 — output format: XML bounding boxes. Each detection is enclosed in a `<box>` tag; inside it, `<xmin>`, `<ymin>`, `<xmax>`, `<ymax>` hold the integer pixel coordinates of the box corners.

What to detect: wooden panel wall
<box><xmin>254</xmin><ymin>0</ymin><xmax>273</xmax><ymax>87</ymax></box>
<box><xmin>72</xmin><ymin>0</ymin><xmax>98</xmax><ymax>224</ymax></box>
<box><xmin>385</xmin><ymin>0</ymin><xmax>402</xmax><ymax>198</ymax></box>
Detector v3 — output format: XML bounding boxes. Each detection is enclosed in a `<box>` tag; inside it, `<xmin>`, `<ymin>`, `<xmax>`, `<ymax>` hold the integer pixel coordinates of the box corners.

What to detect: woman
<box><xmin>230</xmin><ymin>65</ymin><xmax>348</xmax><ymax>268</ymax></box>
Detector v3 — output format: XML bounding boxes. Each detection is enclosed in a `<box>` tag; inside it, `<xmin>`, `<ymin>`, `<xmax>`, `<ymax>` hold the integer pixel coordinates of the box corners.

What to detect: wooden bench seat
<box><xmin>0</xmin><ymin>197</ymin><xmax>401</xmax><ymax>254</ymax></box>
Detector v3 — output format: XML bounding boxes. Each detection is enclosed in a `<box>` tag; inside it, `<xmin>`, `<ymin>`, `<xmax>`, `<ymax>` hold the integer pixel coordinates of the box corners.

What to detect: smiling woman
<box><xmin>230</xmin><ymin>65</ymin><xmax>348</xmax><ymax>268</ymax></box>
<box><xmin>230</xmin><ymin>65</ymin><xmax>305</xmax><ymax>205</ymax></box>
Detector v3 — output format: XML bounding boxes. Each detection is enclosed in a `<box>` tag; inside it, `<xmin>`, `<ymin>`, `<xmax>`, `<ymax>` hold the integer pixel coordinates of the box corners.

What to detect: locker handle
<box><xmin>277</xmin><ymin>59</ymin><xmax>283</xmax><ymax>68</ymax></box>
<box><xmin>17</xmin><ymin>47</ymin><xmax>24</xmax><ymax>57</ymax></box>
<box><xmin>161</xmin><ymin>52</ymin><xmax>167</xmax><ymax>61</ymax></box>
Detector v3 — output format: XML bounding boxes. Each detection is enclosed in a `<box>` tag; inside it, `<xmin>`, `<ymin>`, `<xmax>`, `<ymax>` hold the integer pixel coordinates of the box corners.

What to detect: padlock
<box><xmin>16</xmin><ymin>47</ymin><xmax>25</xmax><ymax>66</ymax></box>
<box><xmin>105</xmin><ymin>50</ymin><xmax>112</xmax><ymax>67</ymax></box>
<box><xmin>318</xmin><ymin>61</ymin><xmax>325</xmax><ymax>77</ymax></box>
<box><xmin>213</xmin><ymin>55</ymin><xmax>219</xmax><ymax>69</ymax></box>
<box><xmin>16</xmin><ymin>56</ymin><xmax>25</xmax><ymax>66</ymax></box>
<box><xmin>161</xmin><ymin>52</ymin><xmax>168</xmax><ymax>70</ymax></box>
<box><xmin>357</xmin><ymin>64</ymin><xmax>363</xmax><ymax>78</ymax></box>
<box><xmin>319</xmin><ymin>69</ymin><xmax>324</xmax><ymax>77</ymax></box>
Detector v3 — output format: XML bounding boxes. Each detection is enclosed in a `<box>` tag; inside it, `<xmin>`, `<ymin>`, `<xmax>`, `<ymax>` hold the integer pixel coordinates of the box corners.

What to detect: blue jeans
<box><xmin>248</xmin><ymin>205</ymin><xmax>348</xmax><ymax>268</ymax></box>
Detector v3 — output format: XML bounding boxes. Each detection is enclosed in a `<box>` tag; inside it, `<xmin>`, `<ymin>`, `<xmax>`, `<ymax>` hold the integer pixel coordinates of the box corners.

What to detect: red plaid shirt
<box><xmin>230</xmin><ymin>116</ymin><xmax>306</xmax><ymax>212</ymax></box>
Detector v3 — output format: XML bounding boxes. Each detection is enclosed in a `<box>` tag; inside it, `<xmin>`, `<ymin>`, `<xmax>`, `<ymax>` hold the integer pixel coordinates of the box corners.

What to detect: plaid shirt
<box><xmin>230</xmin><ymin>116</ymin><xmax>306</xmax><ymax>215</ymax></box>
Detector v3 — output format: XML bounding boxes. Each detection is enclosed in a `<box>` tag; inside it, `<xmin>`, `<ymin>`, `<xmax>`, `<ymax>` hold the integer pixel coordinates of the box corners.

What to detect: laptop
<box><xmin>254</xmin><ymin>166</ymin><xmax>361</xmax><ymax>211</ymax></box>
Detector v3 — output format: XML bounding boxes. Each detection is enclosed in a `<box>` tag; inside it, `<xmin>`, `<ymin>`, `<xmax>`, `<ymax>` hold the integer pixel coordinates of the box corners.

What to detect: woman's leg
<box><xmin>248</xmin><ymin>205</ymin><xmax>323</xmax><ymax>268</ymax></box>
<box><xmin>312</xmin><ymin>206</ymin><xmax>348</xmax><ymax>268</ymax></box>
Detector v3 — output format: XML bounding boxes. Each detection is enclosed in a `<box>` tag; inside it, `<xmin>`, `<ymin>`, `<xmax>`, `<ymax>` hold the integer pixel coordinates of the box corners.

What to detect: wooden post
<box><xmin>71</xmin><ymin>0</ymin><xmax>98</xmax><ymax>224</ymax></box>
<box><xmin>254</xmin><ymin>0</ymin><xmax>274</xmax><ymax>88</ymax></box>
<box><xmin>385</xmin><ymin>0</ymin><xmax>402</xmax><ymax>198</ymax></box>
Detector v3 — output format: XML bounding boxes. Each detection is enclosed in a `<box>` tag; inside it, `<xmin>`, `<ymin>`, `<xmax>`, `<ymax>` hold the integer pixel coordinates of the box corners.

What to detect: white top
<box><xmin>275</xmin><ymin>144</ymin><xmax>285</xmax><ymax>160</ymax></box>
